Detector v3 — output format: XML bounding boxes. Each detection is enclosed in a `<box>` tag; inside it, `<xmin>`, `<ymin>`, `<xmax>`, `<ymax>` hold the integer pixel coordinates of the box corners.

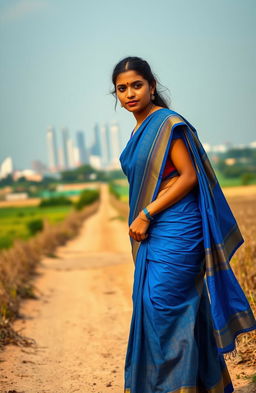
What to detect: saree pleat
<box><xmin>119</xmin><ymin>108</ymin><xmax>256</xmax><ymax>393</ymax></box>
<box><xmin>124</xmin><ymin>190</ymin><xmax>233</xmax><ymax>393</ymax></box>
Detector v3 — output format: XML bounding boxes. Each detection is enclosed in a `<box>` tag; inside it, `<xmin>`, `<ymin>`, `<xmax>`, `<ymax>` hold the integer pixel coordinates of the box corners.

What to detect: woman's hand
<box><xmin>129</xmin><ymin>211</ymin><xmax>150</xmax><ymax>242</ymax></box>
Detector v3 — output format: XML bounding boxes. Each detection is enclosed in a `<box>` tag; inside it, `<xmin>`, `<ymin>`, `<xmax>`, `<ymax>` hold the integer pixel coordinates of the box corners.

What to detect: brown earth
<box><xmin>222</xmin><ymin>184</ymin><xmax>256</xmax><ymax>199</ymax></box>
<box><xmin>0</xmin><ymin>183</ymin><xmax>255</xmax><ymax>393</ymax></box>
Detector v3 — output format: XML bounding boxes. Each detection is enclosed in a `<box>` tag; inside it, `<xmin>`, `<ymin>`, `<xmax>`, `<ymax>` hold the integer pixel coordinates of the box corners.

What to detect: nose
<box><xmin>126</xmin><ymin>87</ymin><xmax>135</xmax><ymax>99</ymax></box>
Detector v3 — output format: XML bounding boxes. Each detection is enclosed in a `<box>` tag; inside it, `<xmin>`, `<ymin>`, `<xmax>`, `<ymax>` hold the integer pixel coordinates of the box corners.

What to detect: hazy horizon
<box><xmin>1</xmin><ymin>0</ymin><xmax>256</xmax><ymax>170</ymax></box>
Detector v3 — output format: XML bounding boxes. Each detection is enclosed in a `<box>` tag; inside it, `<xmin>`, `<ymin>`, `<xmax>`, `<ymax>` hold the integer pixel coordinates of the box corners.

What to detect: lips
<box><xmin>127</xmin><ymin>100</ymin><xmax>139</xmax><ymax>106</ymax></box>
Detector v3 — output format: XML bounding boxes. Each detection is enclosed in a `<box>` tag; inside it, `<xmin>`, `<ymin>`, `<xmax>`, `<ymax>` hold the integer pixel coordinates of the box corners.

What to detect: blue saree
<box><xmin>119</xmin><ymin>108</ymin><xmax>256</xmax><ymax>393</ymax></box>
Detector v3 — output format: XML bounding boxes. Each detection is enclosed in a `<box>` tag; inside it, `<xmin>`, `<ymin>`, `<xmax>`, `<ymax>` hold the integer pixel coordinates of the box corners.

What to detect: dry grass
<box><xmin>227</xmin><ymin>196</ymin><xmax>256</xmax><ymax>365</ymax></box>
<box><xmin>0</xmin><ymin>199</ymin><xmax>100</xmax><ymax>349</ymax></box>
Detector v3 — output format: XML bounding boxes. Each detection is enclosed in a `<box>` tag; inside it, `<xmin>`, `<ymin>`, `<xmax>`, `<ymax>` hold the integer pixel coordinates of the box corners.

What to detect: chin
<box><xmin>126</xmin><ymin>107</ymin><xmax>138</xmax><ymax>113</ymax></box>
<box><xmin>126</xmin><ymin>105</ymin><xmax>143</xmax><ymax>113</ymax></box>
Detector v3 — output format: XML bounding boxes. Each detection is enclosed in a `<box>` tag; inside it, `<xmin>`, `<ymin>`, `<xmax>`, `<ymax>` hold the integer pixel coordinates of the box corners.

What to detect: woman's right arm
<box><xmin>143</xmin><ymin>137</ymin><xmax>198</xmax><ymax>217</ymax></box>
<box><xmin>157</xmin><ymin>175</ymin><xmax>180</xmax><ymax>197</ymax></box>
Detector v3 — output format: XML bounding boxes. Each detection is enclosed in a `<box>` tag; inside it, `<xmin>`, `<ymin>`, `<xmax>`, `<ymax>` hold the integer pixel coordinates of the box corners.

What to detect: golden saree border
<box><xmin>204</xmin><ymin>223</ymin><xmax>241</xmax><ymax>273</ymax></box>
<box><xmin>124</xmin><ymin>364</ymin><xmax>232</xmax><ymax>393</ymax></box>
<box><xmin>131</xmin><ymin>115</ymin><xmax>186</xmax><ymax>263</ymax></box>
<box><xmin>188</xmin><ymin>128</ymin><xmax>218</xmax><ymax>190</ymax></box>
<box><xmin>205</xmin><ymin>227</ymin><xmax>243</xmax><ymax>276</ymax></box>
<box><xmin>213</xmin><ymin>308</ymin><xmax>256</xmax><ymax>349</ymax></box>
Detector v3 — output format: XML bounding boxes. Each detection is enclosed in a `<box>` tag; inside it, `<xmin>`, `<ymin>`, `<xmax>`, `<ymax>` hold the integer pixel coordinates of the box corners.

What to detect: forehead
<box><xmin>116</xmin><ymin>70</ymin><xmax>146</xmax><ymax>86</ymax></box>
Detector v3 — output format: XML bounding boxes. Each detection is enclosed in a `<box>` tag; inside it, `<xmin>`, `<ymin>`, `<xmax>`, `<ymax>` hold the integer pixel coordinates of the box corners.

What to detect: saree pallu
<box><xmin>119</xmin><ymin>108</ymin><xmax>256</xmax><ymax>393</ymax></box>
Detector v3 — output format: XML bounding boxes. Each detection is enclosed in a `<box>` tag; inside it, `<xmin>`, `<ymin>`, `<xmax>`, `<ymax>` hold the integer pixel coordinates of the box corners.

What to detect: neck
<box><xmin>133</xmin><ymin>102</ymin><xmax>156</xmax><ymax>128</ymax></box>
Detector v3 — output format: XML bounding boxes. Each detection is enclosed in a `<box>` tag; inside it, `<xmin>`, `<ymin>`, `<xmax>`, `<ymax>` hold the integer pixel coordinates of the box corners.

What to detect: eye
<box><xmin>117</xmin><ymin>82</ymin><xmax>143</xmax><ymax>92</ymax></box>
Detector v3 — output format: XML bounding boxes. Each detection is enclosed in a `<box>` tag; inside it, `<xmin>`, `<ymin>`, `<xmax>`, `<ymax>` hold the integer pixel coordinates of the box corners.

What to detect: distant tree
<box><xmin>0</xmin><ymin>174</ymin><xmax>13</xmax><ymax>187</ymax></box>
<box><xmin>241</xmin><ymin>173</ymin><xmax>255</xmax><ymax>185</ymax></box>
<box><xmin>39</xmin><ymin>196</ymin><xmax>73</xmax><ymax>207</ymax></box>
<box><xmin>74</xmin><ymin>189</ymin><xmax>99</xmax><ymax>210</ymax></box>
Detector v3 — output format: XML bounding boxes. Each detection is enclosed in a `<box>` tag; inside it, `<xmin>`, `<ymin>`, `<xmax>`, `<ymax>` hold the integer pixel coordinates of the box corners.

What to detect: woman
<box><xmin>111</xmin><ymin>56</ymin><xmax>256</xmax><ymax>393</ymax></box>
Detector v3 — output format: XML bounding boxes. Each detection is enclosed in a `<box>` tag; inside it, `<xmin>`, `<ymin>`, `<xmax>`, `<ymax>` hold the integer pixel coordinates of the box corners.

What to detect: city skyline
<box><xmin>1</xmin><ymin>131</ymin><xmax>256</xmax><ymax>180</ymax></box>
<box><xmin>1</xmin><ymin>1</ymin><xmax>255</xmax><ymax>169</ymax></box>
<box><xmin>45</xmin><ymin>121</ymin><xmax>122</xmax><ymax>173</ymax></box>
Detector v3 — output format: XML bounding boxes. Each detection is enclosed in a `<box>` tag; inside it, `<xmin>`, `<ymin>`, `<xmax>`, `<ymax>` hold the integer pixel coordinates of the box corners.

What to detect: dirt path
<box><xmin>0</xmin><ymin>183</ymin><xmax>255</xmax><ymax>393</ymax></box>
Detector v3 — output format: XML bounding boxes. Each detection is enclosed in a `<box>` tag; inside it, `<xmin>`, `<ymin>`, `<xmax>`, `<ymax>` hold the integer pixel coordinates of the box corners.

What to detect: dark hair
<box><xmin>111</xmin><ymin>56</ymin><xmax>171</xmax><ymax>111</ymax></box>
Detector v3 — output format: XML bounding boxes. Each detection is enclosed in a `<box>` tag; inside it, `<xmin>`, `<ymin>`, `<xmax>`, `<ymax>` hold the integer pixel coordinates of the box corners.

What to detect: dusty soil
<box><xmin>222</xmin><ymin>184</ymin><xmax>256</xmax><ymax>198</ymax></box>
<box><xmin>0</xmin><ymin>183</ymin><xmax>255</xmax><ymax>393</ymax></box>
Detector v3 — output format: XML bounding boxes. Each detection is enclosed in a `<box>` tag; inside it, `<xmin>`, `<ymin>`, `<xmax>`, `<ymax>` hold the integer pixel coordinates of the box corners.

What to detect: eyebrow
<box><xmin>116</xmin><ymin>80</ymin><xmax>143</xmax><ymax>88</ymax></box>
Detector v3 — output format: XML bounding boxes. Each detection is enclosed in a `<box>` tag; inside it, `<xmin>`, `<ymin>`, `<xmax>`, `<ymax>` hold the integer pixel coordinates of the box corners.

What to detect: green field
<box><xmin>0</xmin><ymin>205</ymin><xmax>73</xmax><ymax>249</ymax></box>
<box><xmin>214</xmin><ymin>170</ymin><xmax>256</xmax><ymax>187</ymax></box>
<box><xmin>112</xmin><ymin>171</ymin><xmax>256</xmax><ymax>202</ymax></box>
<box><xmin>112</xmin><ymin>183</ymin><xmax>129</xmax><ymax>202</ymax></box>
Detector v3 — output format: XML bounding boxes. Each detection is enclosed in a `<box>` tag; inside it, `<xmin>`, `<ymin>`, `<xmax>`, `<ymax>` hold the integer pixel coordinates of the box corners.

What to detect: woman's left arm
<box><xmin>142</xmin><ymin>135</ymin><xmax>198</xmax><ymax>218</ymax></box>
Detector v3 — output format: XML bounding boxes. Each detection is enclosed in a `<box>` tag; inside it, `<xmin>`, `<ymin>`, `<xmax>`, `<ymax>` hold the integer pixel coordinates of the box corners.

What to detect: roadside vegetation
<box><xmin>0</xmin><ymin>188</ymin><xmax>100</xmax><ymax>350</ymax></box>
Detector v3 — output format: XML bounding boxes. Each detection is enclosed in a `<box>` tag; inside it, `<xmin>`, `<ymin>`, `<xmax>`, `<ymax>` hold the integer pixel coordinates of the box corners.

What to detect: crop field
<box><xmin>0</xmin><ymin>205</ymin><xmax>73</xmax><ymax>249</ymax></box>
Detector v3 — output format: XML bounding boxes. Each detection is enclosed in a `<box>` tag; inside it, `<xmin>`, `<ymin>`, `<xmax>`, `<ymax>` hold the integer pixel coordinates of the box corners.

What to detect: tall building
<box><xmin>31</xmin><ymin>160</ymin><xmax>47</xmax><ymax>174</ymax></box>
<box><xmin>46</xmin><ymin>126</ymin><xmax>58</xmax><ymax>172</ymax></box>
<box><xmin>67</xmin><ymin>138</ymin><xmax>75</xmax><ymax>168</ymax></box>
<box><xmin>90</xmin><ymin>123</ymin><xmax>105</xmax><ymax>168</ymax></box>
<box><xmin>0</xmin><ymin>156</ymin><xmax>13</xmax><ymax>179</ymax></box>
<box><xmin>58</xmin><ymin>147</ymin><xmax>65</xmax><ymax>170</ymax></box>
<box><xmin>61</xmin><ymin>127</ymin><xmax>69</xmax><ymax>169</ymax></box>
<box><xmin>91</xmin><ymin>123</ymin><xmax>101</xmax><ymax>156</ymax></box>
<box><xmin>89</xmin><ymin>121</ymin><xmax>122</xmax><ymax>169</ymax></box>
<box><xmin>105</xmin><ymin>123</ymin><xmax>112</xmax><ymax>164</ymax></box>
<box><xmin>99</xmin><ymin>123</ymin><xmax>109</xmax><ymax>167</ymax></box>
<box><xmin>109</xmin><ymin>121</ymin><xmax>122</xmax><ymax>168</ymax></box>
<box><xmin>76</xmin><ymin>131</ymin><xmax>88</xmax><ymax>165</ymax></box>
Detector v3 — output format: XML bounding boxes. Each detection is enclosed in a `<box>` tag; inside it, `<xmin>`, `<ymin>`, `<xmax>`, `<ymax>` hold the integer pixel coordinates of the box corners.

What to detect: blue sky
<box><xmin>0</xmin><ymin>0</ymin><xmax>255</xmax><ymax>169</ymax></box>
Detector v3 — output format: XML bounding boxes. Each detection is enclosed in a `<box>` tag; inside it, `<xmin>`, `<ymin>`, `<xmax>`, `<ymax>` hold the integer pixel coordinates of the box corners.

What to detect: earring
<box><xmin>151</xmin><ymin>94</ymin><xmax>155</xmax><ymax>101</ymax></box>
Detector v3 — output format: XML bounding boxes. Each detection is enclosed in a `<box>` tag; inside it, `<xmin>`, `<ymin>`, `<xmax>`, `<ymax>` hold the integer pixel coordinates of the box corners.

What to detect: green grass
<box><xmin>111</xmin><ymin>171</ymin><xmax>256</xmax><ymax>203</ymax></box>
<box><xmin>114</xmin><ymin>185</ymin><xmax>129</xmax><ymax>197</ymax></box>
<box><xmin>0</xmin><ymin>205</ymin><xmax>73</xmax><ymax>249</ymax></box>
<box><xmin>110</xmin><ymin>183</ymin><xmax>129</xmax><ymax>202</ymax></box>
<box><xmin>214</xmin><ymin>170</ymin><xmax>250</xmax><ymax>187</ymax></box>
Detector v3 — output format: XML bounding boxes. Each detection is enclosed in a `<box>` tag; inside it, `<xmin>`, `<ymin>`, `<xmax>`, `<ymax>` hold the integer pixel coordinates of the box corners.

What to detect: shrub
<box><xmin>0</xmin><ymin>236</ymin><xmax>13</xmax><ymax>250</ymax></box>
<box><xmin>241</xmin><ymin>173</ymin><xmax>255</xmax><ymax>185</ymax></box>
<box><xmin>74</xmin><ymin>189</ymin><xmax>99</xmax><ymax>210</ymax></box>
<box><xmin>39</xmin><ymin>196</ymin><xmax>73</xmax><ymax>207</ymax></box>
<box><xmin>109</xmin><ymin>182</ymin><xmax>121</xmax><ymax>199</ymax></box>
<box><xmin>26</xmin><ymin>219</ymin><xmax>44</xmax><ymax>235</ymax></box>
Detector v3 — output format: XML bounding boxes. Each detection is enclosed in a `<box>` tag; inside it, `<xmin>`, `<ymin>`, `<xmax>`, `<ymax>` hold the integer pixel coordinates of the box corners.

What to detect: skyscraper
<box><xmin>31</xmin><ymin>160</ymin><xmax>47</xmax><ymax>174</ymax></box>
<box><xmin>67</xmin><ymin>138</ymin><xmax>75</xmax><ymax>168</ymax></box>
<box><xmin>76</xmin><ymin>131</ymin><xmax>88</xmax><ymax>165</ymax></box>
<box><xmin>105</xmin><ymin>123</ymin><xmax>112</xmax><ymax>164</ymax></box>
<box><xmin>89</xmin><ymin>121</ymin><xmax>122</xmax><ymax>169</ymax></box>
<box><xmin>99</xmin><ymin>123</ymin><xmax>109</xmax><ymax>167</ymax></box>
<box><xmin>0</xmin><ymin>156</ymin><xmax>13</xmax><ymax>179</ymax></box>
<box><xmin>61</xmin><ymin>127</ymin><xmax>69</xmax><ymax>169</ymax></box>
<box><xmin>90</xmin><ymin>123</ymin><xmax>101</xmax><ymax>156</ymax></box>
<box><xmin>109</xmin><ymin>121</ymin><xmax>122</xmax><ymax>168</ymax></box>
<box><xmin>58</xmin><ymin>146</ymin><xmax>65</xmax><ymax>170</ymax></box>
<box><xmin>46</xmin><ymin>126</ymin><xmax>58</xmax><ymax>172</ymax></box>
